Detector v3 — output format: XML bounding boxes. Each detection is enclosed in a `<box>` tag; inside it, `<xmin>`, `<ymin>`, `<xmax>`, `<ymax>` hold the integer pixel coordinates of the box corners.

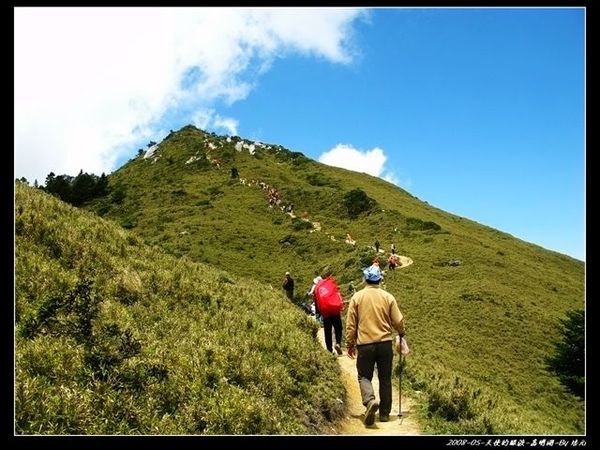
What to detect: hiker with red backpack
<box><xmin>345</xmin><ymin>264</ymin><xmax>406</xmax><ymax>426</ymax></box>
<box><xmin>312</xmin><ymin>276</ymin><xmax>344</xmax><ymax>355</ymax></box>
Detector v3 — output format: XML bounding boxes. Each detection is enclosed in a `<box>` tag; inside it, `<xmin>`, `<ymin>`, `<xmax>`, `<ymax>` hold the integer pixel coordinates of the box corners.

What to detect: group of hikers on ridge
<box><xmin>374</xmin><ymin>240</ymin><xmax>400</xmax><ymax>270</ymax></box>
<box><xmin>281</xmin><ymin>263</ymin><xmax>406</xmax><ymax>427</ymax></box>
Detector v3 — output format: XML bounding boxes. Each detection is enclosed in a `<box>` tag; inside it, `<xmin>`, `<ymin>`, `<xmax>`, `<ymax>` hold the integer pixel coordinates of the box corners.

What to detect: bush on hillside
<box><xmin>94</xmin><ymin>198</ymin><xmax>112</xmax><ymax>217</ymax></box>
<box><xmin>291</xmin><ymin>159</ymin><xmax>310</xmax><ymax>170</ymax></box>
<box><xmin>409</xmin><ymin>368</ymin><xmax>500</xmax><ymax>434</ymax></box>
<box><xmin>120</xmin><ymin>215</ymin><xmax>137</xmax><ymax>229</ymax></box>
<box><xmin>291</xmin><ymin>218</ymin><xmax>313</xmax><ymax>231</ymax></box>
<box><xmin>205</xmin><ymin>186</ymin><xmax>224</xmax><ymax>198</ymax></box>
<box><xmin>111</xmin><ymin>185</ymin><xmax>126</xmax><ymax>204</ymax></box>
<box><xmin>171</xmin><ymin>189</ymin><xmax>187</xmax><ymax>197</ymax></box>
<box><xmin>273</xmin><ymin>148</ymin><xmax>309</xmax><ymax>166</ymax></box>
<box><xmin>406</xmin><ymin>217</ymin><xmax>441</xmax><ymax>232</ymax></box>
<box><xmin>279</xmin><ymin>234</ymin><xmax>297</xmax><ymax>246</ymax></box>
<box><xmin>546</xmin><ymin>309</ymin><xmax>585</xmax><ymax>398</ymax></box>
<box><xmin>355</xmin><ymin>247</ymin><xmax>387</xmax><ymax>270</ymax></box>
<box><xmin>342</xmin><ymin>188</ymin><xmax>377</xmax><ymax>219</ymax></box>
<box><xmin>306</xmin><ymin>172</ymin><xmax>336</xmax><ymax>187</ymax></box>
<box><xmin>427</xmin><ymin>378</ymin><xmax>477</xmax><ymax>422</ymax></box>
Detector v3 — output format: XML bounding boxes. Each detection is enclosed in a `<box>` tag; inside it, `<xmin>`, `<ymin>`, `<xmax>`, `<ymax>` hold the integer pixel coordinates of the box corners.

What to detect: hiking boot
<box><xmin>379</xmin><ymin>414</ymin><xmax>390</xmax><ymax>422</ymax></box>
<box><xmin>364</xmin><ymin>399</ymin><xmax>379</xmax><ymax>426</ymax></box>
<box><xmin>334</xmin><ymin>344</ymin><xmax>343</xmax><ymax>355</ymax></box>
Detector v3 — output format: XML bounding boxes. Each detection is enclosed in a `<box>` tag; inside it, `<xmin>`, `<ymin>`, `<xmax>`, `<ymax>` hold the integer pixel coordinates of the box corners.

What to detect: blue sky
<box><xmin>15</xmin><ymin>7</ymin><xmax>585</xmax><ymax>260</ymax></box>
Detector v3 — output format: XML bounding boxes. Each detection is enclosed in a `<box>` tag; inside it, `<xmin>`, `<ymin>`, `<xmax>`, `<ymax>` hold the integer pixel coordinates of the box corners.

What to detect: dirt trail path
<box><xmin>317</xmin><ymin>329</ymin><xmax>421</xmax><ymax>435</ymax></box>
<box><xmin>396</xmin><ymin>255</ymin><xmax>413</xmax><ymax>268</ymax></box>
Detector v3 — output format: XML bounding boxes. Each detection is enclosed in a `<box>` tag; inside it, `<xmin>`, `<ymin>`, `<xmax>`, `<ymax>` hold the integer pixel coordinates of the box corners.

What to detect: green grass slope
<box><xmin>89</xmin><ymin>125</ymin><xmax>585</xmax><ymax>434</ymax></box>
<box><xmin>15</xmin><ymin>183</ymin><xmax>345</xmax><ymax>434</ymax></box>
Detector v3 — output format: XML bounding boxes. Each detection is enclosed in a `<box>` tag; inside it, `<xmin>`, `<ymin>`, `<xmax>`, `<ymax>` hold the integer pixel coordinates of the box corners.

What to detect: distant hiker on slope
<box><xmin>313</xmin><ymin>276</ymin><xmax>344</xmax><ymax>356</ymax></box>
<box><xmin>391</xmin><ymin>243</ymin><xmax>396</xmax><ymax>255</ymax></box>
<box><xmin>345</xmin><ymin>264</ymin><xmax>406</xmax><ymax>426</ymax></box>
<box><xmin>388</xmin><ymin>254</ymin><xmax>399</xmax><ymax>270</ymax></box>
<box><xmin>374</xmin><ymin>239</ymin><xmax>380</xmax><ymax>253</ymax></box>
<box><xmin>282</xmin><ymin>272</ymin><xmax>295</xmax><ymax>301</ymax></box>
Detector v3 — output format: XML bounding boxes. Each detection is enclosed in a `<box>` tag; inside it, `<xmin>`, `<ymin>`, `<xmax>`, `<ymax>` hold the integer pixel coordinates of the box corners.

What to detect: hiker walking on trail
<box><xmin>316</xmin><ymin>277</ymin><xmax>344</xmax><ymax>356</ymax></box>
<box><xmin>391</xmin><ymin>243</ymin><xmax>396</xmax><ymax>255</ymax></box>
<box><xmin>282</xmin><ymin>272</ymin><xmax>295</xmax><ymax>301</ymax></box>
<box><xmin>388</xmin><ymin>254</ymin><xmax>399</xmax><ymax>270</ymax></box>
<box><xmin>374</xmin><ymin>240</ymin><xmax>380</xmax><ymax>252</ymax></box>
<box><xmin>345</xmin><ymin>264</ymin><xmax>405</xmax><ymax>426</ymax></box>
<box><xmin>310</xmin><ymin>276</ymin><xmax>344</xmax><ymax>355</ymax></box>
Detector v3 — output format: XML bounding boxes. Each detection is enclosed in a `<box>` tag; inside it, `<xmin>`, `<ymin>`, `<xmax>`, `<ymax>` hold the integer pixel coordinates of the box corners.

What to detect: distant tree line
<box><xmin>41</xmin><ymin>170</ymin><xmax>109</xmax><ymax>207</ymax></box>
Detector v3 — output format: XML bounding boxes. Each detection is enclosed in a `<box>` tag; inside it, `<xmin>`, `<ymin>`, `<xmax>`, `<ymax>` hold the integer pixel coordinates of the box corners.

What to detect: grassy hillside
<box><xmin>15</xmin><ymin>183</ymin><xmax>345</xmax><ymax>434</ymax></box>
<box><xmin>87</xmin><ymin>125</ymin><xmax>584</xmax><ymax>434</ymax></box>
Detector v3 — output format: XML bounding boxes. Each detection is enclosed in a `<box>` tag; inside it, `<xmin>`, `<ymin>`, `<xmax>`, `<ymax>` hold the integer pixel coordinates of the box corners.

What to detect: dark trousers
<box><xmin>285</xmin><ymin>290</ymin><xmax>294</xmax><ymax>301</ymax></box>
<box><xmin>323</xmin><ymin>315</ymin><xmax>343</xmax><ymax>352</ymax></box>
<box><xmin>356</xmin><ymin>341</ymin><xmax>393</xmax><ymax>416</ymax></box>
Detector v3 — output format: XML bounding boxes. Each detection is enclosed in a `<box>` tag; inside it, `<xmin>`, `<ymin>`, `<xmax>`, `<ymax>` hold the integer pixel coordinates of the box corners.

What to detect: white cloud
<box><xmin>191</xmin><ymin>109</ymin><xmax>215</xmax><ymax>131</ymax></box>
<box><xmin>383</xmin><ymin>173</ymin><xmax>401</xmax><ymax>186</ymax></box>
<box><xmin>319</xmin><ymin>143</ymin><xmax>409</xmax><ymax>188</ymax></box>
<box><xmin>213</xmin><ymin>116</ymin><xmax>239</xmax><ymax>136</ymax></box>
<box><xmin>14</xmin><ymin>7</ymin><xmax>366</xmax><ymax>184</ymax></box>
<box><xmin>192</xmin><ymin>108</ymin><xmax>239</xmax><ymax>136</ymax></box>
<box><xmin>319</xmin><ymin>143</ymin><xmax>386</xmax><ymax>176</ymax></box>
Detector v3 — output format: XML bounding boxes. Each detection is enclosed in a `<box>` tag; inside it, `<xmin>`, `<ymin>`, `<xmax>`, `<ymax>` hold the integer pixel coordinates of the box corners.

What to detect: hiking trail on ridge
<box><xmin>237</xmin><ymin>177</ymin><xmax>417</xmax><ymax>261</ymax></box>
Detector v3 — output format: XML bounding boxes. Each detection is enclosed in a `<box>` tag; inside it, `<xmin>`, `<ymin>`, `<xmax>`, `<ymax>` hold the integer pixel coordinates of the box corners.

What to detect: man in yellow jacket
<box><xmin>346</xmin><ymin>264</ymin><xmax>405</xmax><ymax>426</ymax></box>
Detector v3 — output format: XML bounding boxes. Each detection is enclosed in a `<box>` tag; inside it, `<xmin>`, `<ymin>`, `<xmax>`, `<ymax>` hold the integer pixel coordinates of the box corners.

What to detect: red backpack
<box><xmin>315</xmin><ymin>277</ymin><xmax>344</xmax><ymax>318</ymax></box>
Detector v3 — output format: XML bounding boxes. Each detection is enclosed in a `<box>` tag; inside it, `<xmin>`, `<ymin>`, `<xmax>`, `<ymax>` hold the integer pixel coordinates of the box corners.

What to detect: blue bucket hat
<box><xmin>363</xmin><ymin>264</ymin><xmax>382</xmax><ymax>282</ymax></box>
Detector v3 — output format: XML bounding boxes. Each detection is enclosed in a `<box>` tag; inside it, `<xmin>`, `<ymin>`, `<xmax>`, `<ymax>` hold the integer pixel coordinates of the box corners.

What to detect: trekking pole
<box><xmin>398</xmin><ymin>355</ymin><xmax>403</xmax><ymax>419</ymax></box>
